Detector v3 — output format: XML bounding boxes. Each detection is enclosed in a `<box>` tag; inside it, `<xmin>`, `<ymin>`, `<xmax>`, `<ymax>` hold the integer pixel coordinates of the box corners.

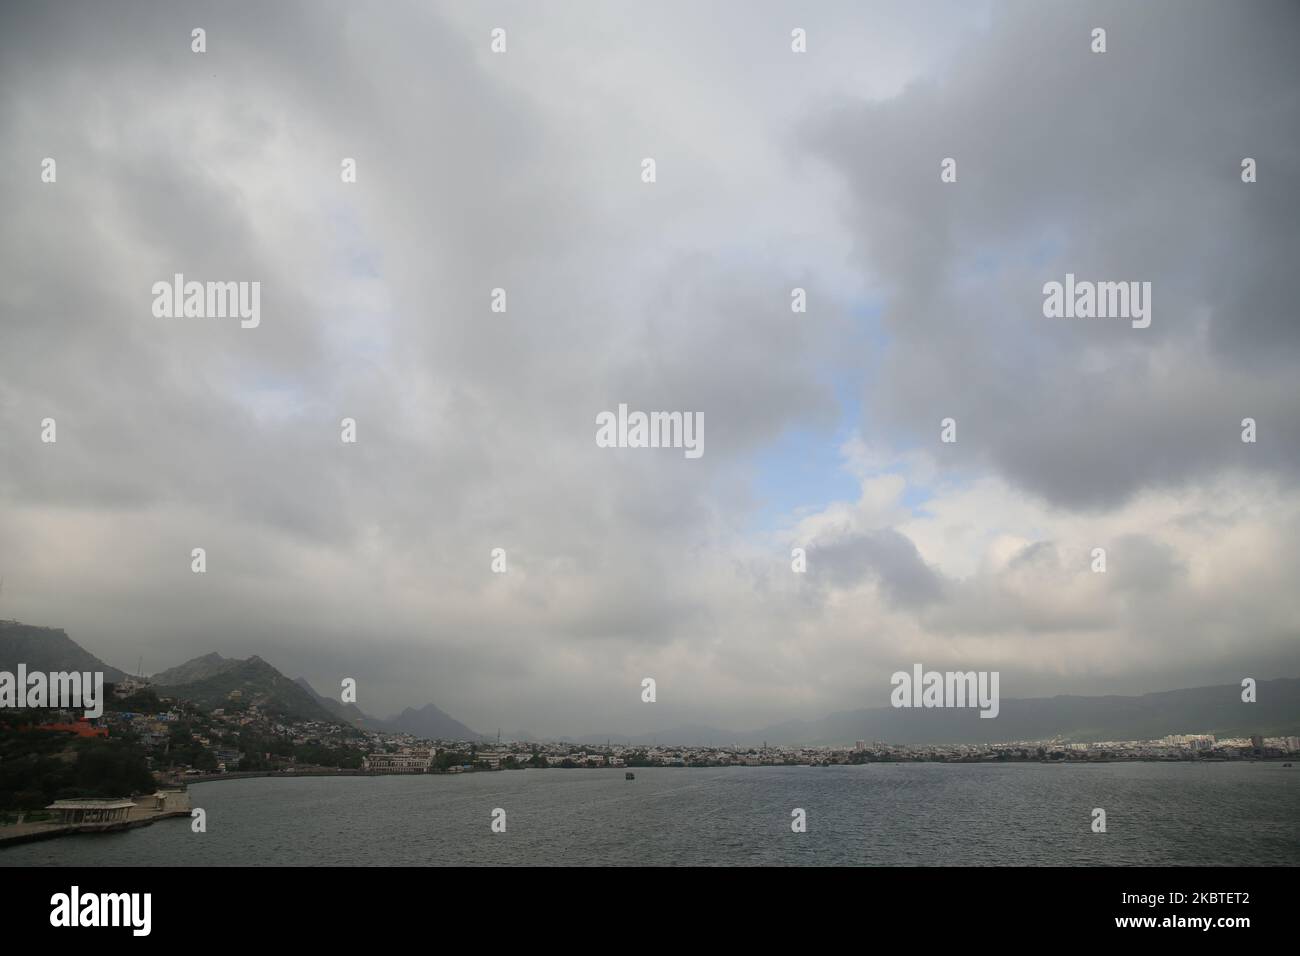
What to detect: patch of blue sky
<box><xmin>227</xmin><ymin>376</ymin><xmax>313</xmax><ymax>427</ymax></box>
<box><xmin>326</xmin><ymin>201</ymin><xmax>381</xmax><ymax>278</ymax></box>
<box><xmin>954</xmin><ymin>229</ymin><xmax>1066</xmax><ymax>286</ymax></box>
<box><xmin>747</xmin><ymin>415</ymin><xmax>861</xmax><ymax>533</ymax></box>
<box><xmin>319</xmin><ymin>199</ymin><xmax>393</xmax><ymax>362</ymax></box>
<box><xmin>747</xmin><ymin>297</ymin><xmax>934</xmax><ymax>531</ymax></box>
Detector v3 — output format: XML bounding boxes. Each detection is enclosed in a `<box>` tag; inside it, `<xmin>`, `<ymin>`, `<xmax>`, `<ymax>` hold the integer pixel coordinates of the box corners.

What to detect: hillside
<box><xmin>150</xmin><ymin>652</ymin><xmax>232</xmax><ymax>686</ymax></box>
<box><xmin>152</xmin><ymin>653</ymin><xmax>339</xmax><ymax>723</ymax></box>
<box><xmin>0</xmin><ymin>621</ymin><xmax>128</xmax><ymax>683</ymax></box>
<box><xmin>383</xmin><ymin>703</ymin><xmax>480</xmax><ymax>741</ymax></box>
<box><xmin>295</xmin><ymin>677</ymin><xmax>372</xmax><ymax>727</ymax></box>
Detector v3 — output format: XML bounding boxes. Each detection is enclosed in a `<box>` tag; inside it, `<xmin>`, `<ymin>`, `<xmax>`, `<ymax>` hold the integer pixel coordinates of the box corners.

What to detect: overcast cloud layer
<box><xmin>1</xmin><ymin>0</ymin><xmax>1297</xmax><ymax>737</ymax></box>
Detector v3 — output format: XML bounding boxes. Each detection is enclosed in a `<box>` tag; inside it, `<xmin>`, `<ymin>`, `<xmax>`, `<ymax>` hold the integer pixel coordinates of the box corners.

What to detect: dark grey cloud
<box><xmin>812</xmin><ymin>528</ymin><xmax>945</xmax><ymax>608</ymax></box>
<box><xmin>806</xmin><ymin>0</ymin><xmax>1300</xmax><ymax>510</ymax></box>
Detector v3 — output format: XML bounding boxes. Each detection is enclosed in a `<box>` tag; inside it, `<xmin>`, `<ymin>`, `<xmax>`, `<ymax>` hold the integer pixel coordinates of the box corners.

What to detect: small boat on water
<box><xmin>625</xmin><ymin>772</ymin><xmax>635</xmax><ymax>780</ymax></box>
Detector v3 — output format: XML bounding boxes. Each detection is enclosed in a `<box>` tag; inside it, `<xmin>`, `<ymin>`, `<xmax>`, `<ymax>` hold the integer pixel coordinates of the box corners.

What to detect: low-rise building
<box><xmin>46</xmin><ymin>799</ymin><xmax>135</xmax><ymax>825</ymax></box>
<box><xmin>363</xmin><ymin>749</ymin><xmax>433</xmax><ymax>773</ymax></box>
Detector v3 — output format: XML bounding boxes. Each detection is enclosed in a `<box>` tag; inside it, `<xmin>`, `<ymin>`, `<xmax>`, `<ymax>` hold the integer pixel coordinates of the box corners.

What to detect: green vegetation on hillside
<box><xmin>0</xmin><ymin>714</ymin><xmax>154</xmax><ymax>811</ymax></box>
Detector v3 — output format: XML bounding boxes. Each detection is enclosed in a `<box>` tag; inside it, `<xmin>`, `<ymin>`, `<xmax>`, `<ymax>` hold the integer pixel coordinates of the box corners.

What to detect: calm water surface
<box><xmin>3</xmin><ymin>762</ymin><xmax>1296</xmax><ymax>866</ymax></box>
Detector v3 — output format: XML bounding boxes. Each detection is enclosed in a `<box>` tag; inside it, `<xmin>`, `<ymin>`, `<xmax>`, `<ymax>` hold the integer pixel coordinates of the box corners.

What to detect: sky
<box><xmin>1</xmin><ymin>0</ymin><xmax>1298</xmax><ymax>738</ymax></box>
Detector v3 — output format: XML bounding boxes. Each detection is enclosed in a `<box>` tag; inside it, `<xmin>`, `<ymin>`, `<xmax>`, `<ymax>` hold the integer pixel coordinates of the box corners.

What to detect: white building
<box><xmin>363</xmin><ymin>749</ymin><xmax>433</xmax><ymax>773</ymax></box>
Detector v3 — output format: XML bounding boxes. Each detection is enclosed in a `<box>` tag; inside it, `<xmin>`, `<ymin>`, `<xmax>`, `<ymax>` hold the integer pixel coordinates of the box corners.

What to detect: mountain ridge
<box><xmin>565</xmin><ymin>678</ymin><xmax>1300</xmax><ymax>747</ymax></box>
<box><xmin>0</xmin><ymin>621</ymin><xmax>128</xmax><ymax>683</ymax></box>
<box><xmin>151</xmin><ymin>653</ymin><xmax>338</xmax><ymax>723</ymax></box>
<box><xmin>381</xmin><ymin>702</ymin><xmax>481</xmax><ymax>741</ymax></box>
<box><xmin>294</xmin><ymin>677</ymin><xmax>373</xmax><ymax>728</ymax></box>
<box><xmin>3</xmin><ymin>621</ymin><xmax>1295</xmax><ymax>745</ymax></box>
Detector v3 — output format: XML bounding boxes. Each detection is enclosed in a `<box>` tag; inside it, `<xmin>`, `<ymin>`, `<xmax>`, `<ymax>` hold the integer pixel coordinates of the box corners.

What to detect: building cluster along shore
<box><xmin>355</xmin><ymin>733</ymin><xmax>1300</xmax><ymax>774</ymax></box>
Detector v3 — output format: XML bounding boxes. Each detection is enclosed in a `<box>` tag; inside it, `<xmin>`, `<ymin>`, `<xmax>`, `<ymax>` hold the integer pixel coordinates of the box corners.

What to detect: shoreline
<box><xmin>177</xmin><ymin>755</ymin><xmax>1294</xmax><ymax>786</ymax></box>
<box><xmin>0</xmin><ymin>807</ymin><xmax>191</xmax><ymax>849</ymax></box>
<box><xmin>182</xmin><ymin>769</ymin><xmax>367</xmax><ymax>785</ymax></box>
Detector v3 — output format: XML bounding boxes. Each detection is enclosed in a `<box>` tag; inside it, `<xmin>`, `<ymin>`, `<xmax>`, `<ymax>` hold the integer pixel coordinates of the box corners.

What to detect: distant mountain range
<box><xmin>381</xmin><ymin>702</ymin><xmax>481</xmax><ymax>740</ymax></box>
<box><xmin>294</xmin><ymin>677</ymin><xmax>370</xmax><ymax>726</ymax></box>
<box><xmin>2</xmin><ymin>620</ymin><xmax>1296</xmax><ymax>745</ymax></box>
<box><xmin>570</xmin><ymin>679</ymin><xmax>1300</xmax><ymax>747</ymax></box>
<box><xmin>294</xmin><ymin>677</ymin><xmax>482</xmax><ymax>740</ymax></box>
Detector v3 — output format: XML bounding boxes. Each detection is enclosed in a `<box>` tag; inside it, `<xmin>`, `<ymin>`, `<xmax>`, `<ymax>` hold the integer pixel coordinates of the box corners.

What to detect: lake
<box><xmin>3</xmin><ymin>762</ymin><xmax>1296</xmax><ymax>866</ymax></box>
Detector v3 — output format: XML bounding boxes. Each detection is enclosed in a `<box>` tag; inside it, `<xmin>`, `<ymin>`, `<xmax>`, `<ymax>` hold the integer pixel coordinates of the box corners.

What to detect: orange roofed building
<box><xmin>22</xmin><ymin>718</ymin><xmax>108</xmax><ymax>738</ymax></box>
